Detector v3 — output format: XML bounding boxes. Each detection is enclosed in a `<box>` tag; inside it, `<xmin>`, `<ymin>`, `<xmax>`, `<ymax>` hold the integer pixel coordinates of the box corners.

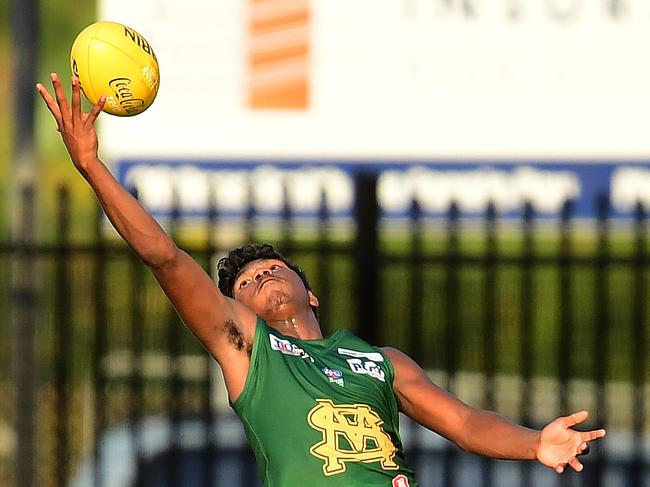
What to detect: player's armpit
<box><xmin>151</xmin><ymin>249</ymin><xmax>258</xmax><ymax>360</ymax></box>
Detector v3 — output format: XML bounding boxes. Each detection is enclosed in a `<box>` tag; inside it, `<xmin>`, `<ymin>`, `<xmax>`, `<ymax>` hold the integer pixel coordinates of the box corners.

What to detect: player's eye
<box><xmin>239</xmin><ymin>279</ymin><xmax>250</xmax><ymax>289</ymax></box>
<box><xmin>270</xmin><ymin>264</ymin><xmax>280</xmax><ymax>271</ymax></box>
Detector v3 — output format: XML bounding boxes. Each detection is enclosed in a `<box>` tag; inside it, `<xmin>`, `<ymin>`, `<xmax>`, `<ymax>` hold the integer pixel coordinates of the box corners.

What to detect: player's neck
<box><xmin>267</xmin><ymin>311</ymin><xmax>322</xmax><ymax>340</ymax></box>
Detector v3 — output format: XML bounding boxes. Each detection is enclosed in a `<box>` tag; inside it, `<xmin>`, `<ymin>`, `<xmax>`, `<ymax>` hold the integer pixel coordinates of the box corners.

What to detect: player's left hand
<box><xmin>536</xmin><ymin>410</ymin><xmax>606</xmax><ymax>473</ymax></box>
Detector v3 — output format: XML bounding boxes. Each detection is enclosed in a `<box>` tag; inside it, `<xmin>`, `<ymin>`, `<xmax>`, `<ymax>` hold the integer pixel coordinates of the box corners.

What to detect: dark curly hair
<box><xmin>217</xmin><ymin>243</ymin><xmax>318</xmax><ymax>317</ymax></box>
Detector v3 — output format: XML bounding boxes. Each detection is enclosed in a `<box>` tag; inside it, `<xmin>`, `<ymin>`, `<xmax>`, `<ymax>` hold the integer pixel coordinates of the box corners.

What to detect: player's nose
<box><xmin>254</xmin><ymin>268</ymin><xmax>272</xmax><ymax>281</ymax></box>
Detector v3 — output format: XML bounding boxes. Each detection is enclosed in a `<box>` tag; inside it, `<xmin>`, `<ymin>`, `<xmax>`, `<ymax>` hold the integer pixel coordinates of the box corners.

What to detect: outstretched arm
<box><xmin>36</xmin><ymin>74</ymin><xmax>257</xmax><ymax>399</ymax></box>
<box><xmin>383</xmin><ymin>347</ymin><xmax>605</xmax><ymax>473</ymax></box>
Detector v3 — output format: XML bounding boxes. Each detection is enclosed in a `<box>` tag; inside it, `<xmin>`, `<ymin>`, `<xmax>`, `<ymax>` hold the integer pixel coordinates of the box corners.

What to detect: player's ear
<box><xmin>307</xmin><ymin>289</ymin><xmax>320</xmax><ymax>309</ymax></box>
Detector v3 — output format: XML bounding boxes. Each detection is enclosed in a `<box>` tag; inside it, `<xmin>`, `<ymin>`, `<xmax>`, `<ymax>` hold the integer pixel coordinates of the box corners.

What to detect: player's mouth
<box><xmin>257</xmin><ymin>276</ymin><xmax>283</xmax><ymax>293</ymax></box>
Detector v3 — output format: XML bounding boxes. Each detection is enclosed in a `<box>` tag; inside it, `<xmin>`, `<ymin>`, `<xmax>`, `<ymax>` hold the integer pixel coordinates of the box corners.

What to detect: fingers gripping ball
<box><xmin>70</xmin><ymin>21</ymin><xmax>160</xmax><ymax>117</ymax></box>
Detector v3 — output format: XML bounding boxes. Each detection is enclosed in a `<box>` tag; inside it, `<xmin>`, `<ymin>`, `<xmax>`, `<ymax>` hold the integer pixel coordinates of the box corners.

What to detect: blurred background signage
<box><xmin>100</xmin><ymin>0</ymin><xmax>650</xmax><ymax>217</ymax></box>
<box><xmin>118</xmin><ymin>160</ymin><xmax>650</xmax><ymax>218</ymax></box>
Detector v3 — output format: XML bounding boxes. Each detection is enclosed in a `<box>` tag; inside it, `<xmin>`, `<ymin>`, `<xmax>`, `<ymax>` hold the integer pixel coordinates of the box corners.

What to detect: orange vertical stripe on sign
<box><xmin>248</xmin><ymin>0</ymin><xmax>310</xmax><ymax>109</ymax></box>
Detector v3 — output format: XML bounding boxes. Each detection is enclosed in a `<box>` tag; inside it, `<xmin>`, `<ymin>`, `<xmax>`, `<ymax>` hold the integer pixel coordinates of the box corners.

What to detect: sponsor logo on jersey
<box><xmin>308</xmin><ymin>399</ymin><xmax>398</xmax><ymax>476</ymax></box>
<box><xmin>269</xmin><ymin>334</ymin><xmax>314</xmax><ymax>362</ymax></box>
<box><xmin>392</xmin><ymin>474</ymin><xmax>410</xmax><ymax>487</ymax></box>
<box><xmin>337</xmin><ymin>348</ymin><xmax>384</xmax><ymax>362</ymax></box>
<box><xmin>322</xmin><ymin>367</ymin><xmax>344</xmax><ymax>387</ymax></box>
<box><xmin>346</xmin><ymin>358</ymin><xmax>386</xmax><ymax>382</ymax></box>
<box><xmin>337</xmin><ymin>348</ymin><xmax>386</xmax><ymax>382</ymax></box>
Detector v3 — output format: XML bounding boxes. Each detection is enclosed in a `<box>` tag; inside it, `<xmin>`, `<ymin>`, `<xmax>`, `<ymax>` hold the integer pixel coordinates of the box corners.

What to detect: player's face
<box><xmin>232</xmin><ymin>258</ymin><xmax>317</xmax><ymax>318</ymax></box>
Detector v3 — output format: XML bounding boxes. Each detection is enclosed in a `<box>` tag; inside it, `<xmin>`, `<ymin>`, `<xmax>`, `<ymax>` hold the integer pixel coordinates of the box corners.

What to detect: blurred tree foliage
<box><xmin>1</xmin><ymin>0</ymin><xmax>97</xmax><ymax>239</ymax></box>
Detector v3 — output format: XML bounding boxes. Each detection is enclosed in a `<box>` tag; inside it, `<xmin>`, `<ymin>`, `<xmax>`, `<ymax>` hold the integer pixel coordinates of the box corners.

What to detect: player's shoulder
<box><xmin>379</xmin><ymin>347</ymin><xmax>426</xmax><ymax>378</ymax></box>
<box><xmin>379</xmin><ymin>346</ymin><xmax>406</xmax><ymax>361</ymax></box>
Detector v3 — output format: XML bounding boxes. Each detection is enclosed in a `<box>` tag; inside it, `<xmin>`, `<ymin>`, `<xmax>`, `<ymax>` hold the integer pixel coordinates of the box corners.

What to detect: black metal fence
<box><xmin>1</xmin><ymin>174</ymin><xmax>649</xmax><ymax>487</ymax></box>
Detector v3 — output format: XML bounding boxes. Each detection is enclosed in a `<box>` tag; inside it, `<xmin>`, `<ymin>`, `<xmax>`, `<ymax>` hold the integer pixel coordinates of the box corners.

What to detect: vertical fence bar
<box><xmin>481</xmin><ymin>202</ymin><xmax>497</xmax><ymax>487</ymax></box>
<box><xmin>558</xmin><ymin>200</ymin><xmax>573</xmax><ymax>417</ymax></box>
<box><xmin>244</xmin><ymin>179</ymin><xmax>256</xmax><ymax>245</ymax></box>
<box><xmin>317</xmin><ymin>191</ymin><xmax>331</xmax><ymax>330</ymax></box>
<box><xmin>631</xmin><ymin>202</ymin><xmax>647</xmax><ymax>487</ymax></box>
<box><xmin>519</xmin><ymin>202</ymin><xmax>534</xmax><ymax>482</ymax></box>
<box><xmin>128</xmin><ymin>240</ymin><xmax>145</xmax><ymax>484</ymax></box>
<box><xmin>11</xmin><ymin>0</ymin><xmax>40</xmax><ymax>479</ymax></box>
<box><xmin>442</xmin><ymin>201</ymin><xmax>460</xmax><ymax>487</ymax></box>
<box><xmin>483</xmin><ymin>202</ymin><xmax>497</xmax><ymax>407</ymax></box>
<box><xmin>242</xmin><ymin>196</ymin><xmax>261</xmax><ymax>487</ymax></box>
<box><xmin>11</xmin><ymin>0</ymin><xmax>40</xmax><ymax>477</ymax></box>
<box><xmin>203</xmin><ymin>197</ymin><xmax>218</xmax><ymax>487</ymax></box>
<box><xmin>355</xmin><ymin>172</ymin><xmax>379</xmax><ymax>344</ymax></box>
<box><xmin>11</xmin><ymin>185</ymin><xmax>37</xmax><ymax>487</ymax></box>
<box><xmin>241</xmin><ymin>178</ymin><xmax>260</xmax><ymax>485</ymax></box>
<box><xmin>93</xmin><ymin>204</ymin><xmax>108</xmax><ymax>487</ymax></box>
<box><xmin>54</xmin><ymin>186</ymin><xmax>71</xmax><ymax>487</ymax></box>
<box><xmin>407</xmin><ymin>199</ymin><xmax>425</xmax><ymax>477</ymax></box>
<box><xmin>166</xmin><ymin>202</ymin><xmax>183</xmax><ymax>487</ymax></box>
<box><xmin>409</xmin><ymin>199</ymin><xmax>423</xmax><ymax>364</ymax></box>
<box><xmin>558</xmin><ymin>201</ymin><xmax>573</xmax><ymax>418</ymax></box>
<box><xmin>592</xmin><ymin>195</ymin><xmax>610</xmax><ymax>487</ymax></box>
<box><xmin>557</xmin><ymin>200</ymin><xmax>573</xmax><ymax>487</ymax></box>
<box><xmin>280</xmin><ymin>183</ymin><xmax>293</xmax><ymax>260</ymax></box>
<box><xmin>444</xmin><ymin>202</ymin><xmax>460</xmax><ymax>392</ymax></box>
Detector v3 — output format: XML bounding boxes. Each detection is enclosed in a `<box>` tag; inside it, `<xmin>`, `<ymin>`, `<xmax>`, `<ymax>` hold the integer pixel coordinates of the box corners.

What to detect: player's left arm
<box><xmin>382</xmin><ymin>347</ymin><xmax>606</xmax><ymax>473</ymax></box>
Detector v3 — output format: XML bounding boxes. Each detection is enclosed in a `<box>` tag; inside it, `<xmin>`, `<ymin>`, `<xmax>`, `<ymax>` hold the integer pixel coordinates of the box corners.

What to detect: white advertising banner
<box><xmin>98</xmin><ymin>0</ymin><xmax>650</xmax><ymax>159</ymax></box>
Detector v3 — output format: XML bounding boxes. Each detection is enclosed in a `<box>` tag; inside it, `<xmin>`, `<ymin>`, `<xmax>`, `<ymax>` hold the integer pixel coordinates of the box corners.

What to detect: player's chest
<box><xmin>267</xmin><ymin>332</ymin><xmax>390</xmax><ymax>392</ymax></box>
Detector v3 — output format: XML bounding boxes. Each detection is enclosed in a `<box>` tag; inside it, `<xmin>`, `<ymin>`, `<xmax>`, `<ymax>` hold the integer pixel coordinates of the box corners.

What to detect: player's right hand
<box><xmin>535</xmin><ymin>410</ymin><xmax>606</xmax><ymax>474</ymax></box>
<box><xmin>36</xmin><ymin>73</ymin><xmax>106</xmax><ymax>172</ymax></box>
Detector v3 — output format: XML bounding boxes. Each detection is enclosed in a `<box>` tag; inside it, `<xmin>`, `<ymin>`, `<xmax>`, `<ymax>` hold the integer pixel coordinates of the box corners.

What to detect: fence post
<box><xmin>93</xmin><ymin>205</ymin><xmax>108</xmax><ymax>487</ymax></box>
<box><xmin>443</xmin><ymin>202</ymin><xmax>460</xmax><ymax>393</ymax></box>
<box><xmin>166</xmin><ymin>200</ymin><xmax>183</xmax><ymax>487</ymax></box>
<box><xmin>631</xmin><ymin>202</ymin><xmax>647</xmax><ymax>487</ymax></box>
<box><xmin>442</xmin><ymin>201</ymin><xmax>460</xmax><ymax>487</ymax></box>
<box><xmin>481</xmin><ymin>201</ymin><xmax>497</xmax><ymax>487</ymax></box>
<box><xmin>408</xmin><ymin>199</ymin><xmax>423</xmax><ymax>363</ymax></box>
<box><xmin>354</xmin><ymin>171</ymin><xmax>379</xmax><ymax>345</ymax></box>
<box><xmin>592</xmin><ymin>194</ymin><xmax>610</xmax><ymax>487</ymax></box>
<box><xmin>54</xmin><ymin>185</ymin><xmax>71</xmax><ymax>487</ymax></box>
<box><xmin>558</xmin><ymin>200</ymin><xmax>574</xmax><ymax>419</ymax></box>
<box><xmin>519</xmin><ymin>201</ymin><xmax>535</xmax><ymax>481</ymax></box>
<box><xmin>317</xmin><ymin>190</ymin><xmax>331</xmax><ymax>330</ymax></box>
<box><xmin>483</xmin><ymin>201</ymin><xmax>497</xmax><ymax>409</ymax></box>
<box><xmin>10</xmin><ymin>185</ymin><xmax>38</xmax><ymax>487</ymax></box>
<box><xmin>128</xmin><ymin>216</ymin><xmax>146</xmax><ymax>486</ymax></box>
<box><xmin>557</xmin><ymin>200</ymin><xmax>574</xmax><ymax>487</ymax></box>
<box><xmin>280</xmin><ymin>182</ymin><xmax>293</xmax><ymax>256</ymax></box>
<box><xmin>11</xmin><ymin>0</ymin><xmax>39</xmax><ymax>485</ymax></box>
<box><xmin>203</xmin><ymin>193</ymin><xmax>219</xmax><ymax>487</ymax></box>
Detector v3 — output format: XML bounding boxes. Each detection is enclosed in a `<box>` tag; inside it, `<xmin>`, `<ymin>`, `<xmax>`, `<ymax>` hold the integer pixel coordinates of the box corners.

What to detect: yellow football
<box><xmin>70</xmin><ymin>21</ymin><xmax>160</xmax><ymax>117</ymax></box>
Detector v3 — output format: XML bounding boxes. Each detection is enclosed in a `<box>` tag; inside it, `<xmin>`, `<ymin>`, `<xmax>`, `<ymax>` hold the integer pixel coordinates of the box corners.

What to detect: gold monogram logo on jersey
<box><xmin>307</xmin><ymin>399</ymin><xmax>398</xmax><ymax>475</ymax></box>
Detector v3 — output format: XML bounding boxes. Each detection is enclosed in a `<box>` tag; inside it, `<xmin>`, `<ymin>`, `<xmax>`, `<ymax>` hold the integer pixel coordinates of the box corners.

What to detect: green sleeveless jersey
<box><xmin>232</xmin><ymin>318</ymin><xmax>418</xmax><ymax>487</ymax></box>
